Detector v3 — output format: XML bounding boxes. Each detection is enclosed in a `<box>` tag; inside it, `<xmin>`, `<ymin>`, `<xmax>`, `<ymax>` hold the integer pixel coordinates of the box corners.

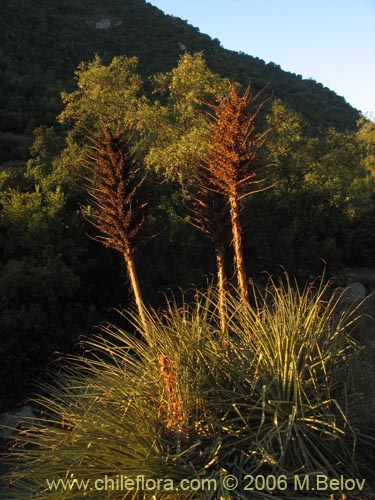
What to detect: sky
<box><xmin>148</xmin><ymin>0</ymin><xmax>375</xmax><ymax>119</ymax></box>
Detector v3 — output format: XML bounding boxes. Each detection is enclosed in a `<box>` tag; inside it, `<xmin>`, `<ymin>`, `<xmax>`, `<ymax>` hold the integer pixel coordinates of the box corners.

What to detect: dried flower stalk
<box><xmin>84</xmin><ymin>125</ymin><xmax>147</xmax><ymax>330</ymax></box>
<box><xmin>159</xmin><ymin>355</ymin><xmax>184</xmax><ymax>432</ymax></box>
<box><xmin>204</xmin><ymin>83</ymin><xmax>272</xmax><ymax>302</ymax></box>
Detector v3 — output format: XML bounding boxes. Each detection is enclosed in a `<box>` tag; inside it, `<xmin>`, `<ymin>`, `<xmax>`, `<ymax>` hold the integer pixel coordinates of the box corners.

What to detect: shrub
<box><xmin>3</xmin><ymin>278</ymin><xmax>373</xmax><ymax>499</ymax></box>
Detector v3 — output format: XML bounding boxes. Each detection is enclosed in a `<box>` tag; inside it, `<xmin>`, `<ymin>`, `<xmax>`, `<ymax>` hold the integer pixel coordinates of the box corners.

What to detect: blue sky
<box><xmin>148</xmin><ymin>0</ymin><xmax>375</xmax><ymax>119</ymax></box>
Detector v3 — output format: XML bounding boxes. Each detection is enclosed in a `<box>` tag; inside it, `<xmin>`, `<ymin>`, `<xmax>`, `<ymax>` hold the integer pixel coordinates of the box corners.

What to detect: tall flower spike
<box><xmin>84</xmin><ymin>124</ymin><xmax>148</xmax><ymax>331</ymax></box>
<box><xmin>159</xmin><ymin>355</ymin><xmax>184</xmax><ymax>433</ymax></box>
<box><xmin>204</xmin><ymin>82</ymin><xmax>272</xmax><ymax>303</ymax></box>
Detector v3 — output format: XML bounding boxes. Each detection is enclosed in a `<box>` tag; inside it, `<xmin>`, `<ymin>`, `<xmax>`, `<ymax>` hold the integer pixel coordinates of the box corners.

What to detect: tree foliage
<box><xmin>252</xmin><ymin>101</ymin><xmax>375</xmax><ymax>270</ymax></box>
<box><xmin>59</xmin><ymin>55</ymin><xmax>145</xmax><ymax>133</ymax></box>
<box><xmin>146</xmin><ymin>52</ymin><xmax>229</xmax><ymax>181</ymax></box>
<box><xmin>0</xmin><ymin>168</ymin><xmax>92</xmax><ymax>407</ymax></box>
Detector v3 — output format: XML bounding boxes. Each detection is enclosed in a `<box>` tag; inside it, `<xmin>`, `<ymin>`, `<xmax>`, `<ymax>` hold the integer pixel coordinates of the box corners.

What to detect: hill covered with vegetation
<box><xmin>0</xmin><ymin>0</ymin><xmax>360</xmax><ymax>162</ymax></box>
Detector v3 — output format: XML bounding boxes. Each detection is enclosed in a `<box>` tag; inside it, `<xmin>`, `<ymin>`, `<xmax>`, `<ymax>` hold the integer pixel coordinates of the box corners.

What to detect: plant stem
<box><xmin>215</xmin><ymin>246</ymin><xmax>227</xmax><ymax>337</ymax></box>
<box><xmin>229</xmin><ymin>195</ymin><xmax>249</xmax><ymax>303</ymax></box>
<box><xmin>123</xmin><ymin>250</ymin><xmax>147</xmax><ymax>332</ymax></box>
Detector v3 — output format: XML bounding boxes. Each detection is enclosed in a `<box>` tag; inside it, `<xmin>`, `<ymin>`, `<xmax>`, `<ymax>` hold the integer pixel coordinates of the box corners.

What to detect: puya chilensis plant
<box><xmin>4</xmin><ymin>277</ymin><xmax>372</xmax><ymax>499</ymax></box>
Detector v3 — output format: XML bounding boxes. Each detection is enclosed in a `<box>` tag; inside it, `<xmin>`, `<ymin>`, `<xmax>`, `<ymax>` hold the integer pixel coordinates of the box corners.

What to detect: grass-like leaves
<box><xmin>3</xmin><ymin>278</ymin><xmax>371</xmax><ymax>499</ymax></box>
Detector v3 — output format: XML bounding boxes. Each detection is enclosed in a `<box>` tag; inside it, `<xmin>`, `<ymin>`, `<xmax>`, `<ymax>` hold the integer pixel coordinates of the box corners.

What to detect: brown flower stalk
<box><xmin>204</xmin><ymin>82</ymin><xmax>272</xmax><ymax>303</ymax></box>
<box><xmin>159</xmin><ymin>355</ymin><xmax>184</xmax><ymax>432</ymax></box>
<box><xmin>84</xmin><ymin>125</ymin><xmax>148</xmax><ymax>331</ymax></box>
<box><xmin>187</xmin><ymin>167</ymin><xmax>230</xmax><ymax>338</ymax></box>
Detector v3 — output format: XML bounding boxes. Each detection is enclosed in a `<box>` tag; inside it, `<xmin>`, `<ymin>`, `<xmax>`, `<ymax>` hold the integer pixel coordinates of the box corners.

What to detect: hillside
<box><xmin>0</xmin><ymin>0</ymin><xmax>360</xmax><ymax>162</ymax></box>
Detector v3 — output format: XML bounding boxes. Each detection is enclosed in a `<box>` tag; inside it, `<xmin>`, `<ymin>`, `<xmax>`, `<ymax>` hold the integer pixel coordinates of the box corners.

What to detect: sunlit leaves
<box><xmin>264</xmin><ymin>99</ymin><xmax>307</xmax><ymax>193</ymax></box>
<box><xmin>0</xmin><ymin>186</ymin><xmax>65</xmax><ymax>256</ymax></box>
<box><xmin>356</xmin><ymin>115</ymin><xmax>375</xmax><ymax>177</ymax></box>
<box><xmin>146</xmin><ymin>52</ymin><xmax>230</xmax><ymax>181</ymax></box>
<box><xmin>59</xmin><ymin>55</ymin><xmax>145</xmax><ymax>133</ymax></box>
<box><xmin>5</xmin><ymin>282</ymin><xmax>368</xmax><ymax>498</ymax></box>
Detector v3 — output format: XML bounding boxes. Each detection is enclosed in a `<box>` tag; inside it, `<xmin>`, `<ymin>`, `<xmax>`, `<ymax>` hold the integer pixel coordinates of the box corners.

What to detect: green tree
<box><xmin>146</xmin><ymin>52</ymin><xmax>229</xmax><ymax>182</ymax></box>
<box><xmin>305</xmin><ymin>128</ymin><xmax>371</xmax><ymax>218</ymax></box>
<box><xmin>356</xmin><ymin>115</ymin><xmax>375</xmax><ymax>177</ymax></box>
<box><xmin>260</xmin><ymin>101</ymin><xmax>375</xmax><ymax>270</ymax></box>
<box><xmin>55</xmin><ymin>54</ymin><xmax>151</xmax><ymax>194</ymax></box>
<box><xmin>265</xmin><ymin>98</ymin><xmax>307</xmax><ymax>194</ymax></box>
<box><xmin>0</xmin><ymin>171</ymin><xmax>87</xmax><ymax>407</ymax></box>
<box><xmin>58</xmin><ymin>55</ymin><xmax>146</xmax><ymax>134</ymax></box>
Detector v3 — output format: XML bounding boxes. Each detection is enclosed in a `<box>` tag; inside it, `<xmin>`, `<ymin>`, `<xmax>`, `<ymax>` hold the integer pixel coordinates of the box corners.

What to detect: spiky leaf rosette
<box><xmin>3</xmin><ymin>279</ymin><xmax>371</xmax><ymax>499</ymax></box>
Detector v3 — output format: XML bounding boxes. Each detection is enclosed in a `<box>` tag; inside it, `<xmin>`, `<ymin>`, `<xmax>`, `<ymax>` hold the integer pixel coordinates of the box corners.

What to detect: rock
<box><xmin>335</xmin><ymin>282</ymin><xmax>367</xmax><ymax>303</ymax></box>
<box><xmin>0</xmin><ymin>405</ymin><xmax>36</xmax><ymax>440</ymax></box>
<box><xmin>341</xmin><ymin>267</ymin><xmax>375</xmax><ymax>291</ymax></box>
<box><xmin>95</xmin><ymin>18</ymin><xmax>111</xmax><ymax>30</ymax></box>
